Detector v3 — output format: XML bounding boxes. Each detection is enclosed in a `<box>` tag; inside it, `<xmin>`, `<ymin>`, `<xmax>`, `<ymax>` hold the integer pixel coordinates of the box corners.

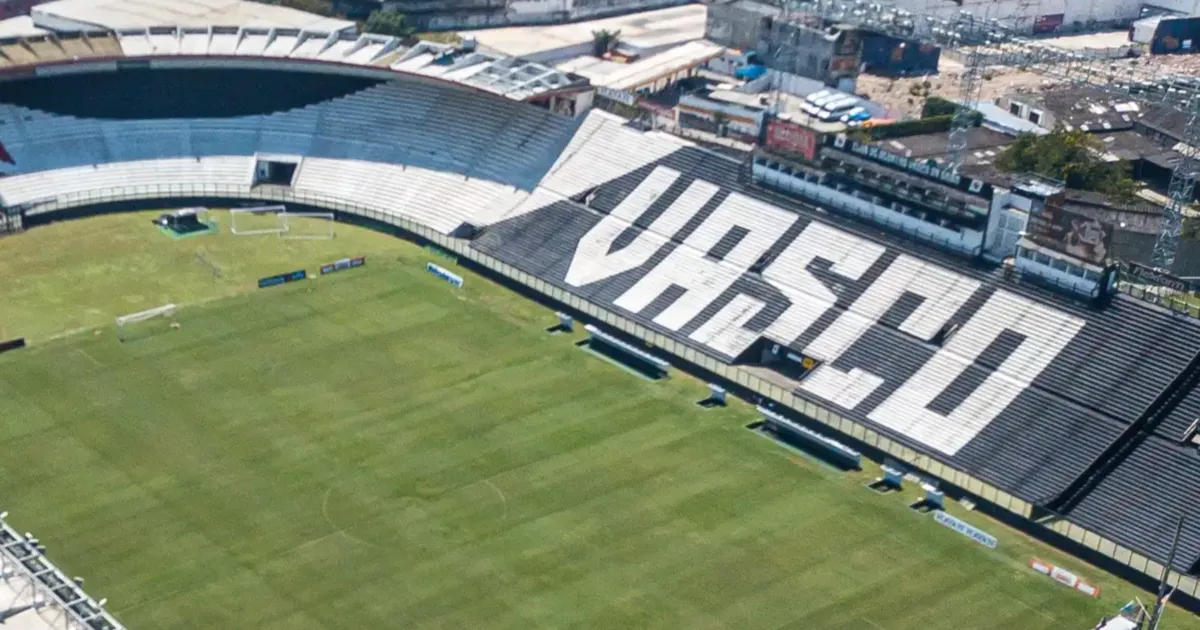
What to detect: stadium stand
<box><xmin>0</xmin><ymin>79</ymin><xmax>582</xmax><ymax>231</ymax></box>
<box><xmin>473</xmin><ymin>110</ymin><xmax>1200</xmax><ymax>582</ymax></box>
<box><xmin>1</xmin><ymin>28</ymin><xmax>1199</xmax><ymax>602</ymax></box>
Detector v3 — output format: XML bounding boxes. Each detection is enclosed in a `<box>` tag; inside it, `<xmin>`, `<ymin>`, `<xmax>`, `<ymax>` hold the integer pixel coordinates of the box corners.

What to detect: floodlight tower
<box><xmin>1152</xmin><ymin>106</ymin><xmax>1198</xmax><ymax>270</ymax></box>
<box><xmin>780</xmin><ymin>0</ymin><xmax>1200</xmax><ymax>271</ymax></box>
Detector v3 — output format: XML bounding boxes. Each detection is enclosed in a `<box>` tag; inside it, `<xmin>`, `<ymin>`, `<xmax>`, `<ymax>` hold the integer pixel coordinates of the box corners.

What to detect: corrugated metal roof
<box><xmin>32</xmin><ymin>0</ymin><xmax>355</xmax><ymax>32</ymax></box>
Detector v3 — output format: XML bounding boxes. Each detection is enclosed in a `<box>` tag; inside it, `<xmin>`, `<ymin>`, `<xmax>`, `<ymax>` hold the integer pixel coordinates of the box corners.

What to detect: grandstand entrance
<box><xmin>253</xmin><ymin>155</ymin><xmax>301</xmax><ymax>187</ymax></box>
<box><xmin>740</xmin><ymin>338</ymin><xmax>822</xmax><ymax>381</ymax></box>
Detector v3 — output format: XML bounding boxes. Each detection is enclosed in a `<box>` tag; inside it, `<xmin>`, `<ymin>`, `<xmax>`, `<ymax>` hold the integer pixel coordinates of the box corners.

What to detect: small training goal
<box><xmin>280</xmin><ymin>212</ymin><xmax>335</xmax><ymax>240</ymax></box>
<box><xmin>115</xmin><ymin>304</ymin><xmax>177</xmax><ymax>342</ymax></box>
<box><xmin>229</xmin><ymin>205</ymin><xmax>334</xmax><ymax>239</ymax></box>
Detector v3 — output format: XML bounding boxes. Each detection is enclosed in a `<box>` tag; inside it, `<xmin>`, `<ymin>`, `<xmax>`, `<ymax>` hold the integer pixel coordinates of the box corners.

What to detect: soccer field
<box><xmin>0</xmin><ymin>212</ymin><xmax>1192</xmax><ymax>629</ymax></box>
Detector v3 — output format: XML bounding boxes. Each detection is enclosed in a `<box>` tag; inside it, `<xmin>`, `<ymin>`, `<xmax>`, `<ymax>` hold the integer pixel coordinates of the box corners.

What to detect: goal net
<box><xmin>230</xmin><ymin>205</ymin><xmax>287</xmax><ymax>235</ymax></box>
<box><xmin>116</xmin><ymin>304</ymin><xmax>177</xmax><ymax>342</ymax></box>
<box><xmin>279</xmin><ymin>212</ymin><xmax>335</xmax><ymax>240</ymax></box>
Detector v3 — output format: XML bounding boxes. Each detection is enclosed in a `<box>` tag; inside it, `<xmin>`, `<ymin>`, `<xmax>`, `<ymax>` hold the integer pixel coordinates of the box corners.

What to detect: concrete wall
<box><xmin>398</xmin><ymin>0</ymin><xmax>691</xmax><ymax>31</ymax></box>
<box><xmin>705</xmin><ymin>1</ymin><xmax>770</xmax><ymax>50</ymax></box>
<box><xmin>889</xmin><ymin>0</ymin><xmax>1146</xmax><ymax>32</ymax></box>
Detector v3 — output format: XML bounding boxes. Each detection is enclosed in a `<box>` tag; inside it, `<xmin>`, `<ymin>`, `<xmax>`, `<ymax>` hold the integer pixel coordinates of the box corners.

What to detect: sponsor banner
<box><xmin>320</xmin><ymin>256</ymin><xmax>366</xmax><ymax>275</ymax></box>
<box><xmin>596</xmin><ymin>86</ymin><xmax>638</xmax><ymax>107</ymax></box>
<box><xmin>0</xmin><ymin>337</ymin><xmax>26</xmax><ymax>354</ymax></box>
<box><xmin>1032</xmin><ymin>13</ymin><xmax>1064</xmax><ymax>34</ymax></box>
<box><xmin>1026</xmin><ymin>205</ymin><xmax>1112</xmax><ymax>266</ymax></box>
<box><xmin>258</xmin><ymin>268</ymin><xmax>307</xmax><ymax>289</ymax></box>
<box><xmin>933</xmin><ymin>510</ymin><xmax>998</xmax><ymax>549</ymax></box>
<box><xmin>1028</xmin><ymin>558</ymin><xmax>1101</xmax><ymax>598</ymax></box>
<box><xmin>426</xmin><ymin>262</ymin><xmax>464</xmax><ymax>288</ymax></box>
<box><xmin>1123</xmin><ymin>261</ymin><xmax>1190</xmax><ymax>292</ymax></box>
<box><xmin>765</xmin><ymin>119</ymin><xmax>819</xmax><ymax>161</ymax></box>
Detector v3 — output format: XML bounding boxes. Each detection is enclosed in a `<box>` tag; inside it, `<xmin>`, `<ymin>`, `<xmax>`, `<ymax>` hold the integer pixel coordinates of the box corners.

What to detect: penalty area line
<box><xmin>74</xmin><ymin>348</ymin><xmax>104</xmax><ymax>368</ymax></box>
<box><xmin>320</xmin><ymin>483</ymin><xmax>391</xmax><ymax>551</ymax></box>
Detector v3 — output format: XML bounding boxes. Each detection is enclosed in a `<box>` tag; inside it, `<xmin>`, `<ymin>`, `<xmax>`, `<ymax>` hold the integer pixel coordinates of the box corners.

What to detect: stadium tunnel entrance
<box><xmin>0</xmin><ymin>68</ymin><xmax>383</xmax><ymax>119</ymax></box>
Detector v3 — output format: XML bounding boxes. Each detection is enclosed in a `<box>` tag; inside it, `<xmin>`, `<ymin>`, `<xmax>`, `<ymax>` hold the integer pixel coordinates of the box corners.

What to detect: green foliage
<box><xmin>261</xmin><ymin>0</ymin><xmax>335</xmax><ymax>17</ymax></box>
<box><xmin>364</xmin><ymin>10</ymin><xmax>415</xmax><ymax>38</ymax></box>
<box><xmin>866</xmin><ymin>115</ymin><xmax>954</xmax><ymax>140</ymax></box>
<box><xmin>920</xmin><ymin>96</ymin><xmax>984</xmax><ymax>126</ymax></box>
<box><xmin>591</xmin><ymin>29</ymin><xmax>621</xmax><ymax>57</ymax></box>
<box><xmin>996</xmin><ymin>126</ymin><xmax>1140</xmax><ymax>201</ymax></box>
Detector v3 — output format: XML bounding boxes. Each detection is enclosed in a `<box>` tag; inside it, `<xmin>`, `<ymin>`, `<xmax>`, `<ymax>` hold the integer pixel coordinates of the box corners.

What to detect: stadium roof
<box><xmin>31</xmin><ymin>0</ymin><xmax>355</xmax><ymax>33</ymax></box>
<box><xmin>467</xmin><ymin>4</ymin><xmax>707</xmax><ymax>61</ymax></box>
<box><xmin>0</xmin><ymin>27</ymin><xmax>588</xmax><ymax>101</ymax></box>
<box><xmin>0</xmin><ymin>16</ymin><xmax>49</xmax><ymax>38</ymax></box>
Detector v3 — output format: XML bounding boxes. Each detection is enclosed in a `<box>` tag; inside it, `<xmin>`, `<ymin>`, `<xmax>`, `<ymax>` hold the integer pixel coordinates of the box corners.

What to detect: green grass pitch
<box><xmin>0</xmin><ymin>211</ymin><xmax>1194</xmax><ymax>629</ymax></box>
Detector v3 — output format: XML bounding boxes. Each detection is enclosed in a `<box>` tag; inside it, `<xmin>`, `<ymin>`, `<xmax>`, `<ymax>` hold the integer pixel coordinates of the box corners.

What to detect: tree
<box><xmin>364</xmin><ymin>10</ymin><xmax>414</xmax><ymax>38</ymax></box>
<box><xmin>262</xmin><ymin>0</ymin><xmax>335</xmax><ymax>17</ymax></box>
<box><xmin>995</xmin><ymin>125</ymin><xmax>1140</xmax><ymax>201</ymax></box>
<box><xmin>591</xmin><ymin>29</ymin><xmax>621</xmax><ymax>57</ymax></box>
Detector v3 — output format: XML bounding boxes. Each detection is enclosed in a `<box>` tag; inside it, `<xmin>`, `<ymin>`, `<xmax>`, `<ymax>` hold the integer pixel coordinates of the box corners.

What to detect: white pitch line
<box><xmin>74</xmin><ymin>348</ymin><xmax>103</xmax><ymax>367</ymax></box>
<box><xmin>320</xmin><ymin>483</ymin><xmax>390</xmax><ymax>550</ymax></box>
<box><xmin>484</xmin><ymin>479</ymin><xmax>508</xmax><ymax>521</ymax></box>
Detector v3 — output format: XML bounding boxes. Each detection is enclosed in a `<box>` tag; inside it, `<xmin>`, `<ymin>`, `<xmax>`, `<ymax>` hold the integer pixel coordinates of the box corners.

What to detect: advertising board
<box><xmin>320</xmin><ymin>256</ymin><xmax>366</xmax><ymax>275</ymax></box>
<box><xmin>596</xmin><ymin>87</ymin><xmax>638</xmax><ymax>107</ymax></box>
<box><xmin>1123</xmin><ymin>261</ymin><xmax>1191</xmax><ymax>292</ymax></box>
<box><xmin>765</xmin><ymin>119</ymin><xmax>818</xmax><ymax>161</ymax></box>
<box><xmin>933</xmin><ymin>510</ymin><xmax>998</xmax><ymax>549</ymax></box>
<box><xmin>426</xmin><ymin>262</ymin><xmax>464</xmax><ymax>288</ymax></box>
<box><xmin>1032</xmin><ymin>14</ymin><xmax>1064</xmax><ymax>34</ymax></box>
<box><xmin>1025</xmin><ymin>205</ymin><xmax>1112</xmax><ymax>266</ymax></box>
<box><xmin>258</xmin><ymin>269</ymin><xmax>307</xmax><ymax>289</ymax></box>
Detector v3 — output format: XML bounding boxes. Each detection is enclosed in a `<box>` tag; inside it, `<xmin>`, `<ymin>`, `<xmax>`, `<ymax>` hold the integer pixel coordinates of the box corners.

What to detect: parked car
<box><xmin>818</xmin><ymin>96</ymin><xmax>859</xmax><ymax>121</ymax></box>
<box><xmin>840</xmin><ymin>106</ymin><xmax>872</xmax><ymax>126</ymax></box>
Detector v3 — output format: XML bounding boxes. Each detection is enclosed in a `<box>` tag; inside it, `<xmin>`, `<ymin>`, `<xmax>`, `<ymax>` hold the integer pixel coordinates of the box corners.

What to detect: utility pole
<box><xmin>1146</xmin><ymin>517</ymin><xmax>1184</xmax><ymax>630</ymax></box>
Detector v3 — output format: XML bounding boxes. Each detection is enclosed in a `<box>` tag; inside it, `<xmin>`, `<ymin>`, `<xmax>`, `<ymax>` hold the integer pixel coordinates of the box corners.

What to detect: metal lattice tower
<box><xmin>1153</xmin><ymin>107</ymin><xmax>1199</xmax><ymax>269</ymax></box>
<box><xmin>778</xmin><ymin>0</ymin><xmax>1200</xmax><ymax>269</ymax></box>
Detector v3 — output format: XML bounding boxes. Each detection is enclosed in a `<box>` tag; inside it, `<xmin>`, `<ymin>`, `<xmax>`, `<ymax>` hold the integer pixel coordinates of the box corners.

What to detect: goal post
<box><xmin>230</xmin><ymin>205</ymin><xmax>288</xmax><ymax>236</ymax></box>
<box><xmin>279</xmin><ymin>212</ymin><xmax>335</xmax><ymax>240</ymax></box>
<box><xmin>115</xmin><ymin>304</ymin><xmax>177</xmax><ymax>342</ymax></box>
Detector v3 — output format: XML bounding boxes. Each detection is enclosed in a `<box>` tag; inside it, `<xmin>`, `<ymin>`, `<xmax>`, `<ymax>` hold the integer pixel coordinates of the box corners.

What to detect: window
<box><xmin>1035</xmin><ymin>251</ymin><xmax>1052</xmax><ymax>266</ymax></box>
<box><xmin>1084</xmin><ymin>269</ymin><xmax>1100</xmax><ymax>281</ymax></box>
<box><xmin>1009</xmin><ymin>102</ymin><xmax>1022</xmax><ymax>115</ymax></box>
<box><xmin>1029</xmin><ymin>110</ymin><xmax>1042</xmax><ymax>125</ymax></box>
<box><xmin>1051</xmin><ymin>258</ymin><xmax>1070</xmax><ymax>272</ymax></box>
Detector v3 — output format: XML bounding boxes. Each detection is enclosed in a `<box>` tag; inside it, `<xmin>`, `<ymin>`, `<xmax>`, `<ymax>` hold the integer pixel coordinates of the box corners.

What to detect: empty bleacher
<box><xmin>2</xmin><ymin>157</ymin><xmax>254</xmax><ymax>211</ymax></box>
<box><xmin>0</xmin><ymin>76</ymin><xmax>581</xmax><ymax>234</ymax></box>
<box><xmin>472</xmin><ymin>108</ymin><xmax>1200</xmax><ymax>561</ymax></box>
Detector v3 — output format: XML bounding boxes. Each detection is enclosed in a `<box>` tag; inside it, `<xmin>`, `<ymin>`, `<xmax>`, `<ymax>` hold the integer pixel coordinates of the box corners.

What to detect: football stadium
<box><xmin>0</xmin><ymin>24</ymin><xmax>1199</xmax><ymax>630</ymax></box>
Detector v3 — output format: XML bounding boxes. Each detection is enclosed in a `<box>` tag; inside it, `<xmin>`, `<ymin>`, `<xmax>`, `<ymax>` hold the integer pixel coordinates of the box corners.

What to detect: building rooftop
<box><xmin>1006</xmin><ymin>86</ymin><xmax>1142</xmax><ymax>133</ymax></box>
<box><xmin>0</xmin><ymin>15</ymin><xmax>48</xmax><ymax>38</ymax></box>
<box><xmin>964</xmin><ymin>101</ymin><xmax>1048</xmax><ymax>136</ymax></box>
<box><xmin>31</xmin><ymin>0</ymin><xmax>355</xmax><ymax>33</ymax></box>
<box><xmin>555</xmin><ymin>40</ymin><xmax>725</xmax><ymax>92</ymax></box>
<box><xmin>872</xmin><ymin>127</ymin><xmax>1015</xmax><ymax>164</ymax></box>
<box><xmin>466</xmin><ymin>5</ymin><xmax>707</xmax><ymax>59</ymax></box>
